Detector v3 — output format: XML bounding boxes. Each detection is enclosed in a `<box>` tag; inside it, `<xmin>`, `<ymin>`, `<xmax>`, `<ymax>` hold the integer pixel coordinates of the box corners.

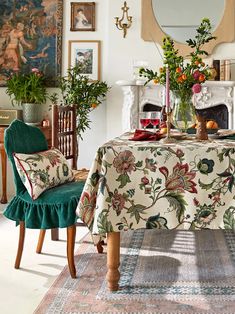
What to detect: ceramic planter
<box><xmin>22</xmin><ymin>103</ymin><xmax>41</xmax><ymax>125</ymax></box>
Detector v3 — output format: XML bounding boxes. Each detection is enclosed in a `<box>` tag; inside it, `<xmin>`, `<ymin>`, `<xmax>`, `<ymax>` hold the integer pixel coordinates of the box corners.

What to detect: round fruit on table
<box><xmin>206</xmin><ymin>120</ymin><xmax>218</xmax><ymax>129</ymax></box>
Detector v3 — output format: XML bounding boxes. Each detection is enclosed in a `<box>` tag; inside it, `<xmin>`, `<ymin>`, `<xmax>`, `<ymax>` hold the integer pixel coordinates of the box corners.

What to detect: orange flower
<box><xmin>177</xmin><ymin>76</ymin><xmax>183</xmax><ymax>83</ymax></box>
<box><xmin>91</xmin><ymin>103</ymin><xmax>98</xmax><ymax>109</ymax></box>
<box><xmin>176</xmin><ymin>67</ymin><xmax>182</xmax><ymax>73</ymax></box>
<box><xmin>153</xmin><ymin>78</ymin><xmax>159</xmax><ymax>84</ymax></box>
<box><xmin>194</xmin><ymin>60</ymin><xmax>200</xmax><ymax>66</ymax></box>
<box><xmin>199</xmin><ymin>74</ymin><xmax>205</xmax><ymax>82</ymax></box>
<box><xmin>181</xmin><ymin>74</ymin><xmax>187</xmax><ymax>80</ymax></box>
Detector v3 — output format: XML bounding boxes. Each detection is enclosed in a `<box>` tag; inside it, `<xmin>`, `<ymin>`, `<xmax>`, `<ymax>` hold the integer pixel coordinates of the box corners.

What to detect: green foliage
<box><xmin>186</xmin><ymin>18</ymin><xmax>217</xmax><ymax>56</ymax></box>
<box><xmin>97</xmin><ymin>210</ymin><xmax>113</xmax><ymax>234</ymax></box>
<box><xmin>52</xmin><ymin>64</ymin><xmax>110</xmax><ymax>139</ymax></box>
<box><xmin>146</xmin><ymin>214</ymin><xmax>168</xmax><ymax>229</ymax></box>
<box><xmin>127</xmin><ymin>204</ymin><xmax>146</xmax><ymax>224</ymax></box>
<box><xmin>166</xmin><ymin>192</ymin><xmax>187</xmax><ymax>223</ymax></box>
<box><xmin>223</xmin><ymin>207</ymin><xmax>235</xmax><ymax>230</ymax></box>
<box><xmin>139</xmin><ymin>18</ymin><xmax>216</xmax><ymax>99</ymax></box>
<box><xmin>116</xmin><ymin>173</ymin><xmax>131</xmax><ymax>188</ymax></box>
<box><xmin>6</xmin><ymin>69</ymin><xmax>48</xmax><ymax>106</ymax></box>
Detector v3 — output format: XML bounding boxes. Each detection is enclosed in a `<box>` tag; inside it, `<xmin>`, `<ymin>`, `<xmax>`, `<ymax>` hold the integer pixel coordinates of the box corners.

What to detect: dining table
<box><xmin>76</xmin><ymin>130</ymin><xmax>235</xmax><ymax>291</ymax></box>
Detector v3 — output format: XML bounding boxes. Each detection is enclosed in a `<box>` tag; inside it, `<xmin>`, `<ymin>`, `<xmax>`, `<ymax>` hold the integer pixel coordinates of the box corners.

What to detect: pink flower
<box><xmin>192</xmin><ymin>83</ymin><xmax>201</xmax><ymax>94</ymax></box>
<box><xmin>113</xmin><ymin>150</ymin><xmax>136</xmax><ymax>174</ymax></box>
<box><xmin>31</xmin><ymin>68</ymin><xmax>42</xmax><ymax>77</ymax></box>
<box><xmin>193</xmin><ymin>70</ymin><xmax>200</xmax><ymax>80</ymax></box>
<box><xmin>31</xmin><ymin>68</ymin><xmax>39</xmax><ymax>73</ymax></box>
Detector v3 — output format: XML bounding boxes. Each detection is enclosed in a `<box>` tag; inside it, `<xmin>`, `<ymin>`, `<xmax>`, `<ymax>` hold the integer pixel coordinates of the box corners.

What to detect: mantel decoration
<box><xmin>139</xmin><ymin>18</ymin><xmax>216</xmax><ymax>134</ymax></box>
<box><xmin>6</xmin><ymin>68</ymin><xmax>49</xmax><ymax>125</ymax></box>
<box><xmin>51</xmin><ymin>64</ymin><xmax>110</xmax><ymax>140</ymax></box>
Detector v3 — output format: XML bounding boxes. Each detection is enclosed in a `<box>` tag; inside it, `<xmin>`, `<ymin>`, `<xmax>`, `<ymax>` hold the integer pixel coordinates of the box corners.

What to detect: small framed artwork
<box><xmin>70</xmin><ymin>2</ymin><xmax>95</xmax><ymax>31</ymax></box>
<box><xmin>69</xmin><ymin>40</ymin><xmax>100</xmax><ymax>80</ymax></box>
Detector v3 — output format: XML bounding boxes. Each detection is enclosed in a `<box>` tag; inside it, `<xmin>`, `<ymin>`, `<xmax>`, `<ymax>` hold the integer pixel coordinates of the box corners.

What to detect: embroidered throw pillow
<box><xmin>13</xmin><ymin>148</ymin><xmax>74</xmax><ymax>200</ymax></box>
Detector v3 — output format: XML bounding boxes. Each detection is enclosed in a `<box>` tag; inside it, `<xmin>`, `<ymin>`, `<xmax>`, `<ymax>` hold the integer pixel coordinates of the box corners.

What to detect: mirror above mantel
<box><xmin>141</xmin><ymin>0</ymin><xmax>235</xmax><ymax>56</ymax></box>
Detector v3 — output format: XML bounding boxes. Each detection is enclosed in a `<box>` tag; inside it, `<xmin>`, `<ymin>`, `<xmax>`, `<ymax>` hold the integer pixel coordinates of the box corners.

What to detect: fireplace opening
<box><xmin>143</xmin><ymin>103</ymin><xmax>162</xmax><ymax>112</ymax></box>
<box><xmin>196</xmin><ymin>104</ymin><xmax>228</xmax><ymax>129</ymax></box>
<box><xmin>142</xmin><ymin>103</ymin><xmax>229</xmax><ymax>129</ymax></box>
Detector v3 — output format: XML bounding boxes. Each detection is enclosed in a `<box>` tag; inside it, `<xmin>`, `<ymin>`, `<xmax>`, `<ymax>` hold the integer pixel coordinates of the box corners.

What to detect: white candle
<box><xmin>165</xmin><ymin>65</ymin><xmax>170</xmax><ymax>112</ymax></box>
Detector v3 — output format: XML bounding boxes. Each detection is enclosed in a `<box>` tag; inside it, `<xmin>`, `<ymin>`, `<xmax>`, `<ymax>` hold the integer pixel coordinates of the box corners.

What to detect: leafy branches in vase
<box><xmin>51</xmin><ymin>65</ymin><xmax>110</xmax><ymax>139</ymax></box>
<box><xmin>139</xmin><ymin>18</ymin><xmax>216</xmax><ymax>99</ymax></box>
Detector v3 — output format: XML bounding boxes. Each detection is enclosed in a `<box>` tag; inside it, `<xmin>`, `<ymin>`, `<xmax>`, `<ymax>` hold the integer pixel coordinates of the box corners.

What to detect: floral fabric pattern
<box><xmin>77</xmin><ymin>133</ymin><xmax>235</xmax><ymax>235</ymax></box>
<box><xmin>14</xmin><ymin>148</ymin><xmax>74</xmax><ymax>200</ymax></box>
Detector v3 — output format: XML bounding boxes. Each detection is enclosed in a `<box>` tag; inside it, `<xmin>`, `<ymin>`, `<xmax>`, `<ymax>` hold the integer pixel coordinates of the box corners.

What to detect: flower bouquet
<box><xmin>139</xmin><ymin>18</ymin><xmax>216</xmax><ymax>132</ymax></box>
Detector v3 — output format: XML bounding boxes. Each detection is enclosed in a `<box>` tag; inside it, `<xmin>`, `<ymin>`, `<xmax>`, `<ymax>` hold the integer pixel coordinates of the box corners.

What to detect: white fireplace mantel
<box><xmin>116</xmin><ymin>80</ymin><xmax>235</xmax><ymax>131</ymax></box>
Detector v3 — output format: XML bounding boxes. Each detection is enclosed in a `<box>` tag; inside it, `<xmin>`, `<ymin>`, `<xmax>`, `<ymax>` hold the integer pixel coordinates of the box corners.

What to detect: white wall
<box><xmin>1</xmin><ymin>0</ymin><xmax>235</xmax><ymax>198</ymax></box>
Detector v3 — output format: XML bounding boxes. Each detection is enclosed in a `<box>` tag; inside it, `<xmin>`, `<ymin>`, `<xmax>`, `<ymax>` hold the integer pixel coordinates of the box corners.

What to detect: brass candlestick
<box><xmin>161</xmin><ymin>110</ymin><xmax>177</xmax><ymax>143</ymax></box>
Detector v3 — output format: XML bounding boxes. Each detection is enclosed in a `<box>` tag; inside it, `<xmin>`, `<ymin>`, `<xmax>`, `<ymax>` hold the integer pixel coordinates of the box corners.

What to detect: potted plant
<box><xmin>51</xmin><ymin>64</ymin><xmax>110</xmax><ymax>139</ymax></box>
<box><xmin>6</xmin><ymin>68</ymin><xmax>48</xmax><ymax>125</ymax></box>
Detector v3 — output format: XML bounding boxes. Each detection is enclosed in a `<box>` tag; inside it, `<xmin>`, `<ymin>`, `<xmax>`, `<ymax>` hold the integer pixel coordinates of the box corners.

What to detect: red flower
<box><xmin>80</xmin><ymin>191</ymin><xmax>97</xmax><ymax>227</ymax></box>
<box><xmin>193</xmin><ymin>70</ymin><xmax>201</xmax><ymax>80</ymax></box>
<box><xmin>193</xmin><ymin>197</ymin><xmax>199</xmax><ymax>206</ymax></box>
<box><xmin>159</xmin><ymin>163</ymin><xmax>197</xmax><ymax>193</ymax></box>
<box><xmin>176</xmin><ymin>149</ymin><xmax>184</xmax><ymax>158</ymax></box>
<box><xmin>141</xmin><ymin>176</ymin><xmax>149</xmax><ymax>185</ymax></box>
<box><xmin>111</xmin><ymin>190</ymin><xmax>126</xmax><ymax>215</ymax></box>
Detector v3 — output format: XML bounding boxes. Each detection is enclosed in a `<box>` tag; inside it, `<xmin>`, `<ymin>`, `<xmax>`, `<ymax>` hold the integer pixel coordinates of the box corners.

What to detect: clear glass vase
<box><xmin>171</xmin><ymin>92</ymin><xmax>196</xmax><ymax>132</ymax></box>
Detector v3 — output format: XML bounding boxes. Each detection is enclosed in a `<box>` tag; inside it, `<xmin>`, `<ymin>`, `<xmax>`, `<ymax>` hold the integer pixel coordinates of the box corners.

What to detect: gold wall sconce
<box><xmin>115</xmin><ymin>1</ymin><xmax>132</xmax><ymax>38</ymax></box>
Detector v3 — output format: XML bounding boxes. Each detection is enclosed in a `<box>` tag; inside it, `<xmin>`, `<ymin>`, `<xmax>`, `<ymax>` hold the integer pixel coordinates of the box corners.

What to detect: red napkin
<box><xmin>130</xmin><ymin>129</ymin><xmax>162</xmax><ymax>141</ymax></box>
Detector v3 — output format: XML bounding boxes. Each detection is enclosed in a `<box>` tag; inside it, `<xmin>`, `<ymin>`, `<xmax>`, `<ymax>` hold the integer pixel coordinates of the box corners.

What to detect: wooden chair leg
<box><xmin>36</xmin><ymin>229</ymin><xmax>46</xmax><ymax>254</ymax></box>
<box><xmin>96</xmin><ymin>240</ymin><xmax>105</xmax><ymax>253</ymax></box>
<box><xmin>51</xmin><ymin>228</ymin><xmax>59</xmax><ymax>241</ymax></box>
<box><xmin>15</xmin><ymin>221</ymin><xmax>25</xmax><ymax>269</ymax></box>
<box><xmin>67</xmin><ymin>225</ymin><xmax>76</xmax><ymax>278</ymax></box>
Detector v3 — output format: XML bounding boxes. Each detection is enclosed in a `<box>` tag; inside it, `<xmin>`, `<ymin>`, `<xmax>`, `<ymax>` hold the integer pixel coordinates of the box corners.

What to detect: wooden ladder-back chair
<box><xmin>51</xmin><ymin>105</ymin><xmax>104</xmax><ymax>253</ymax></box>
<box><xmin>52</xmin><ymin>104</ymin><xmax>78</xmax><ymax>169</ymax></box>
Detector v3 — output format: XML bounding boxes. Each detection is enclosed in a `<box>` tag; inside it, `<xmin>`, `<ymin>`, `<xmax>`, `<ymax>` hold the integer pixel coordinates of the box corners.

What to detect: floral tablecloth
<box><xmin>76</xmin><ymin>132</ymin><xmax>235</xmax><ymax>235</ymax></box>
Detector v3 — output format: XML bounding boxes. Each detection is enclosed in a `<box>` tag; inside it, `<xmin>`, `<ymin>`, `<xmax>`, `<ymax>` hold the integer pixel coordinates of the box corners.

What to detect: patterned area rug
<box><xmin>34</xmin><ymin>230</ymin><xmax>235</xmax><ymax>314</ymax></box>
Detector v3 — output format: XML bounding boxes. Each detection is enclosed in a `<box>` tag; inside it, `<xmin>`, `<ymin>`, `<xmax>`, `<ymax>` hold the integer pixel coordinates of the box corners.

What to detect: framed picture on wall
<box><xmin>0</xmin><ymin>0</ymin><xmax>63</xmax><ymax>87</ymax></box>
<box><xmin>70</xmin><ymin>2</ymin><xmax>95</xmax><ymax>31</ymax></box>
<box><xmin>68</xmin><ymin>40</ymin><xmax>100</xmax><ymax>80</ymax></box>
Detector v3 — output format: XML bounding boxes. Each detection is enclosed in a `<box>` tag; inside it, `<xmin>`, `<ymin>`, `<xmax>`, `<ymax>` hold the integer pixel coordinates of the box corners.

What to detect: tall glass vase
<box><xmin>171</xmin><ymin>91</ymin><xmax>196</xmax><ymax>132</ymax></box>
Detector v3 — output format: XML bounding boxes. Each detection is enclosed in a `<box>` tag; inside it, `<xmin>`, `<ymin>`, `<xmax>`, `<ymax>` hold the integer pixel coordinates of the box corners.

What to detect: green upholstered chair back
<box><xmin>4</xmin><ymin>119</ymin><xmax>48</xmax><ymax>195</ymax></box>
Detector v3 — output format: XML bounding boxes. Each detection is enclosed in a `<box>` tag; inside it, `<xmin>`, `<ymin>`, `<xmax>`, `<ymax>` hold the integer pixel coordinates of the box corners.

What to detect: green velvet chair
<box><xmin>3</xmin><ymin>119</ymin><xmax>85</xmax><ymax>278</ymax></box>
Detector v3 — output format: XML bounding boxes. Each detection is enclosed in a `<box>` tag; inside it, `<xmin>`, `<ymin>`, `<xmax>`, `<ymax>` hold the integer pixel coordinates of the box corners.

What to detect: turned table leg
<box><xmin>106</xmin><ymin>232</ymin><xmax>120</xmax><ymax>291</ymax></box>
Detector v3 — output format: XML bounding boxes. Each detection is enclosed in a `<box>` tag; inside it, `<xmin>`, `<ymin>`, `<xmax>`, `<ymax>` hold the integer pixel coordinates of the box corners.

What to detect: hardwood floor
<box><xmin>0</xmin><ymin>212</ymin><xmax>88</xmax><ymax>314</ymax></box>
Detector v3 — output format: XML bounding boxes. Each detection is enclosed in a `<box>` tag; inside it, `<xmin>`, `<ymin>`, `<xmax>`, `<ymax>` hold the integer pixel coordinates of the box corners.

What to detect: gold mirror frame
<box><xmin>142</xmin><ymin>0</ymin><xmax>235</xmax><ymax>56</ymax></box>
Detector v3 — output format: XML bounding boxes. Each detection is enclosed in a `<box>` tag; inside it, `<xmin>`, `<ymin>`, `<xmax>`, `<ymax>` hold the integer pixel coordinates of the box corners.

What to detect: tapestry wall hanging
<box><xmin>0</xmin><ymin>0</ymin><xmax>63</xmax><ymax>86</ymax></box>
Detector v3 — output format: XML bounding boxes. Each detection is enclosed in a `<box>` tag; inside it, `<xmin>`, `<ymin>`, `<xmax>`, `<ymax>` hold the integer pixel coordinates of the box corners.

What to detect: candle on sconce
<box><xmin>165</xmin><ymin>64</ymin><xmax>170</xmax><ymax>113</ymax></box>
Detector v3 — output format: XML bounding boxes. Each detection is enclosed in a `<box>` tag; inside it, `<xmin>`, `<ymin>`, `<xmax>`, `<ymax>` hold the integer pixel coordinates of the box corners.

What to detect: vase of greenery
<box><xmin>51</xmin><ymin>65</ymin><xmax>110</xmax><ymax>139</ymax></box>
<box><xmin>171</xmin><ymin>90</ymin><xmax>196</xmax><ymax>131</ymax></box>
<box><xmin>6</xmin><ymin>68</ymin><xmax>48</xmax><ymax>125</ymax></box>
